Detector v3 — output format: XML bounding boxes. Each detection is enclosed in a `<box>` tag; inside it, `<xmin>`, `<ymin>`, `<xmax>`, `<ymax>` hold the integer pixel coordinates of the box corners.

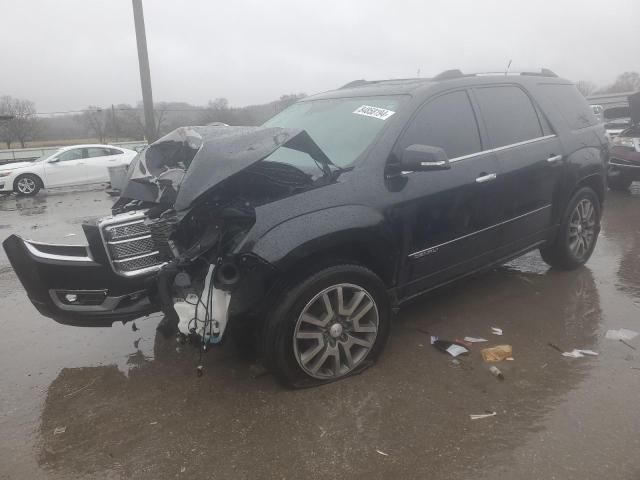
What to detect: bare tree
<box><xmin>576</xmin><ymin>80</ymin><xmax>597</xmax><ymax>97</ymax></box>
<box><xmin>79</xmin><ymin>106</ymin><xmax>108</xmax><ymax>143</ymax></box>
<box><xmin>0</xmin><ymin>96</ymin><xmax>39</xmax><ymax>148</ymax></box>
<box><xmin>0</xmin><ymin>96</ymin><xmax>14</xmax><ymax>148</ymax></box>
<box><xmin>598</xmin><ymin>72</ymin><xmax>640</xmax><ymax>94</ymax></box>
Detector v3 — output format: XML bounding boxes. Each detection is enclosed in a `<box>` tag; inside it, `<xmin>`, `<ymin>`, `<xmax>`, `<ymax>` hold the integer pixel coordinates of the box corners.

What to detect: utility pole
<box><xmin>132</xmin><ymin>0</ymin><xmax>157</xmax><ymax>143</ymax></box>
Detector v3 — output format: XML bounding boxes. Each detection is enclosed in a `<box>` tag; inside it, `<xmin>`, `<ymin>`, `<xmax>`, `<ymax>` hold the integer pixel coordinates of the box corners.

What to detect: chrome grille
<box><xmin>100</xmin><ymin>212</ymin><xmax>164</xmax><ymax>276</ymax></box>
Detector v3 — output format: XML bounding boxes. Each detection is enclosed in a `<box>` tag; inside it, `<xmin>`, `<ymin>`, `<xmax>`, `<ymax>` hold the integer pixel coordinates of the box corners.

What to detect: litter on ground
<box><xmin>605</xmin><ymin>329</ymin><xmax>638</xmax><ymax>341</ymax></box>
<box><xmin>53</xmin><ymin>426</ymin><xmax>66</xmax><ymax>435</ymax></box>
<box><xmin>431</xmin><ymin>337</ymin><xmax>469</xmax><ymax>357</ymax></box>
<box><xmin>562</xmin><ymin>349</ymin><xmax>599</xmax><ymax>358</ymax></box>
<box><xmin>489</xmin><ymin>366</ymin><xmax>504</xmax><ymax>380</ymax></box>
<box><xmin>464</xmin><ymin>336</ymin><xmax>488</xmax><ymax>343</ymax></box>
<box><xmin>470</xmin><ymin>412</ymin><xmax>497</xmax><ymax>420</ymax></box>
<box><xmin>376</xmin><ymin>449</ymin><xmax>389</xmax><ymax>456</ymax></box>
<box><xmin>491</xmin><ymin>327</ymin><xmax>503</xmax><ymax>336</ymax></box>
<box><xmin>481</xmin><ymin>345</ymin><xmax>513</xmax><ymax>362</ymax></box>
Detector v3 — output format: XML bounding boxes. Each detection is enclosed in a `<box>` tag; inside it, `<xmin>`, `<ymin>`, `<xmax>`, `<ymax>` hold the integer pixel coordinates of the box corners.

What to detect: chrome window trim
<box><xmin>448</xmin><ymin>134</ymin><xmax>557</xmax><ymax>164</ymax></box>
<box><xmin>408</xmin><ymin>204</ymin><xmax>551</xmax><ymax>259</ymax></box>
<box><xmin>609</xmin><ymin>160</ymin><xmax>640</xmax><ymax>169</ymax></box>
<box><xmin>25</xmin><ymin>241</ymin><xmax>93</xmax><ymax>263</ymax></box>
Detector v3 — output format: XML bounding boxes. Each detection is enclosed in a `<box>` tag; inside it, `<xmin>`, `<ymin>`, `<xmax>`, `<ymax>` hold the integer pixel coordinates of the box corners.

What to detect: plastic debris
<box><xmin>489</xmin><ymin>365</ymin><xmax>504</xmax><ymax>380</ymax></box>
<box><xmin>149</xmin><ymin>421</ymin><xmax>158</xmax><ymax>425</ymax></box>
<box><xmin>470</xmin><ymin>412</ymin><xmax>497</xmax><ymax>420</ymax></box>
<box><xmin>562</xmin><ymin>349</ymin><xmax>599</xmax><ymax>358</ymax></box>
<box><xmin>376</xmin><ymin>449</ymin><xmax>389</xmax><ymax>456</ymax></box>
<box><xmin>53</xmin><ymin>426</ymin><xmax>66</xmax><ymax>435</ymax></box>
<box><xmin>605</xmin><ymin>329</ymin><xmax>638</xmax><ymax>341</ymax></box>
<box><xmin>491</xmin><ymin>327</ymin><xmax>503</xmax><ymax>336</ymax></box>
<box><xmin>464</xmin><ymin>336</ymin><xmax>488</xmax><ymax>343</ymax></box>
<box><xmin>431</xmin><ymin>337</ymin><xmax>469</xmax><ymax>357</ymax></box>
<box><xmin>481</xmin><ymin>345</ymin><xmax>513</xmax><ymax>362</ymax></box>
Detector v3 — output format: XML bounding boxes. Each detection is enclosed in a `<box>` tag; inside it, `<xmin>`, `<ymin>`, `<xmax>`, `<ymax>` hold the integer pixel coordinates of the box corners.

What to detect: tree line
<box><xmin>2</xmin><ymin>71</ymin><xmax>639</xmax><ymax>150</ymax></box>
<box><xmin>0</xmin><ymin>93</ymin><xmax>305</xmax><ymax>149</ymax></box>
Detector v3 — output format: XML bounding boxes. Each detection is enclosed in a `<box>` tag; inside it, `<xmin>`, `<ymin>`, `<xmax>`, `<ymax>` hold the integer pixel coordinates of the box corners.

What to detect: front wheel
<box><xmin>262</xmin><ymin>264</ymin><xmax>391</xmax><ymax>388</ymax></box>
<box><xmin>540</xmin><ymin>187</ymin><xmax>601</xmax><ymax>270</ymax></box>
<box><xmin>14</xmin><ymin>174</ymin><xmax>42</xmax><ymax>196</ymax></box>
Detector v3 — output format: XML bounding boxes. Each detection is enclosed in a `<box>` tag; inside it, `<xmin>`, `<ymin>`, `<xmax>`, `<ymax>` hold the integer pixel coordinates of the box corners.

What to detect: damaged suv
<box><xmin>4</xmin><ymin>69</ymin><xmax>608</xmax><ymax>387</ymax></box>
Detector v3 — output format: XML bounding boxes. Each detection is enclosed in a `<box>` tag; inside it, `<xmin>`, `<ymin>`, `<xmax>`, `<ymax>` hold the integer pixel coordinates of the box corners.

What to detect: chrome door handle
<box><xmin>547</xmin><ymin>154</ymin><xmax>562</xmax><ymax>163</ymax></box>
<box><xmin>475</xmin><ymin>173</ymin><xmax>497</xmax><ymax>183</ymax></box>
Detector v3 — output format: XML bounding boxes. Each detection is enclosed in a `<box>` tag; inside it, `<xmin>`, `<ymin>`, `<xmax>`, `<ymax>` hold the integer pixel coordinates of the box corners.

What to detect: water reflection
<box><xmin>37</xmin><ymin>264</ymin><xmax>602</xmax><ymax>479</ymax></box>
<box><xmin>600</xmin><ymin>192</ymin><xmax>640</xmax><ymax>298</ymax></box>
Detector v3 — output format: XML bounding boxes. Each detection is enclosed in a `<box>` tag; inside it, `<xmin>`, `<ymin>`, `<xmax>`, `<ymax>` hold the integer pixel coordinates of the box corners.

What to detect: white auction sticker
<box><xmin>353</xmin><ymin>105</ymin><xmax>396</xmax><ymax>120</ymax></box>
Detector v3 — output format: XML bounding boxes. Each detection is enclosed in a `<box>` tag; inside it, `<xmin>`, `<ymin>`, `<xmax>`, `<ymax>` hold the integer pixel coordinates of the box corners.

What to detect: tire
<box><xmin>14</xmin><ymin>174</ymin><xmax>42</xmax><ymax>196</ymax></box>
<box><xmin>608</xmin><ymin>174</ymin><xmax>632</xmax><ymax>191</ymax></box>
<box><xmin>262</xmin><ymin>264</ymin><xmax>391</xmax><ymax>388</ymax></box>
<box><xmin>540</xmin><ymin>187</ymin><xmax>601</xmax><ymax>270</ymax></box>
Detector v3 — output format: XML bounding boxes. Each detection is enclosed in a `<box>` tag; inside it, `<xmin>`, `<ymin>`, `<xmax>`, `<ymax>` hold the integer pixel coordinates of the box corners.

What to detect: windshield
<box><xmin>263</xmin><ymin>96</ymin><xmax>402</xmax><ymax>168</ymax></box>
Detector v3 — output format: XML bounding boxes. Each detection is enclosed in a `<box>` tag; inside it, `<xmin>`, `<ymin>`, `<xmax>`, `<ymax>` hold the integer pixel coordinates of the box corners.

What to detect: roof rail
<box><xmin>433</xmin><ymin>68</ymin><xmax>558</xmax><ymax>80</ymax></box>
<box><xmin>340</xmin><ymin>79</ymin><xmax>375</xmax><ymax>89</ymax></box>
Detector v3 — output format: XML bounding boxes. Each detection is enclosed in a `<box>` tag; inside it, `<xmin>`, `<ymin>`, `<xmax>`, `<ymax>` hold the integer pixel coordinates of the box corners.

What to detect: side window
<box><xmin>109</xmin><ymin>148</ymin><xmax>123</xmax><ymax>155</ymax></box>
<box><xmin>539</xmin><ymin>84</ymin><xmax>598</xmax><ymax>130</ymax></box>
<box><xmin>474</xmin><ymin>86</ymin><xmax>543</xmax><ymax>148</ymax></box>
<box><xmin>400</xmin><ymin>90</ymin><xmax>482</xmax><ymax>159</ymax></box>
<box><xmin>87</xmin><ymin>148</ymin><xmax>111</xmax><ymax>158</ymax></box>
<box><xmin>56</xmin><ymin>149</ymin><xmax>84</xmax><ymax>162</ymax></box>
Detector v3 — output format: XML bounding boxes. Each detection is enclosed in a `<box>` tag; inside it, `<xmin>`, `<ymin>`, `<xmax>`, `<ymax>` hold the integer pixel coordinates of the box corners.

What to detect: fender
<box><xmin>248</xmin><ymin>205</ymin><xmax>398</xmax><ymax>286</ymax></box>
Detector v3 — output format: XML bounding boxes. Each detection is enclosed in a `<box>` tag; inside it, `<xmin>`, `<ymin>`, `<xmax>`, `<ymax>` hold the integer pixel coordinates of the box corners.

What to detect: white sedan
<box><xmin>0</xmin><ymin>144</ymin><xmax>137</xmax><ymax>196</ymax></box>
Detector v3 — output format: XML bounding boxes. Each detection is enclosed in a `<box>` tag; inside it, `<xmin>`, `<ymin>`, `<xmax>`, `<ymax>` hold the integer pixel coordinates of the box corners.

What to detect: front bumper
<box><xmin>609</xmin><ymin>146</ymin><xmax>640</xmax><ymax>180</ymax></box>
<box><xmin>3</xmin><ymin>227</ymin><xmax>160</xmax><ymax>327</ymax></box>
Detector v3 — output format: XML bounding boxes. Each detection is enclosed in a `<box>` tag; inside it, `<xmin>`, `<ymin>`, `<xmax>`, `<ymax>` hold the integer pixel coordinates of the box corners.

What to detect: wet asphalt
<box><xmin>1</xmin><ymin>185</ymin><xmax>639</xmax><ymax>480</ymax></box>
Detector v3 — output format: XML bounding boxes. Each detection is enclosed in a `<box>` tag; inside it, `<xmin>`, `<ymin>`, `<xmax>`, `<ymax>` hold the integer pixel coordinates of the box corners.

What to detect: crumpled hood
<box><xmin>0</xmin><ymin>161</ymin><xmax>33</xmax><ymax>171</ymax></box>
<box><xmin>119</xmin><ymin>125</ymin><xmax>324</xmax><ymax>211</ymax></box>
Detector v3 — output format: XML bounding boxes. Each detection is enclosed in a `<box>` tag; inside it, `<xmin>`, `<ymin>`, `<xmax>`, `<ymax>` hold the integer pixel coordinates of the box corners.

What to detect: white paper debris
<box><xmin>605</xmin><ymin>329</ymin><xmax>639</xmax><ymax>341</ymax></box>
<box><xmin>491</xmin><ymin>327</ymin><xmax>503</xmax><ymax>336</ymax></box>
<box><xmin>562</xmin><ymin>349</ymin><xmax>599</xmax><ymax>358</ymax></box>
<box><xmin>353</xmin><ymin>105</ymin><xmax>396</xmax><ymax>120</ymax></box>
<box><xmin>430</xmin><ymin>336</ymin><xmax>438</xmax><ymax>345</ymax></box>
<box><xmin>53</xmin><ymin>426</ymin><xmax>66</xmax><ymax>435</ymax></box>
<box><xmin>470</xmin><ymin>412</ymin><xmax>497</xmax><ymax>420</ymax></box>
<box><xmin>445</xmin><ymin>344</ymin><xmax>469</xmax><ymax>357</ymax></box>
<box><xmin>464</xmin><ymin>336</ymin><xmax>488</xmax><ymax>343</ymax></box>
<box><xmin>376</xmin><ymin>449</ymin><xmax>389</xmax><ymax>456</ymax></box>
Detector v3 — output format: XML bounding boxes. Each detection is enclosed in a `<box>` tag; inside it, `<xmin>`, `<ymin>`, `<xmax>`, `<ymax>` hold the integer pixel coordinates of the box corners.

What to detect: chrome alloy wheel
<box><xmin>568</xmin><ymin>198</ymin><xmax>597</xmax><ymax>260</ymax></box>
<box><xmin>17</xmin><ymin>177</ymin><xmax>37</xmax><ymax>194</ymax></box>
<box><xmin>293</xmin><ymin>283</ymin><xmax>379</xmax><ymax>380</ymax></box>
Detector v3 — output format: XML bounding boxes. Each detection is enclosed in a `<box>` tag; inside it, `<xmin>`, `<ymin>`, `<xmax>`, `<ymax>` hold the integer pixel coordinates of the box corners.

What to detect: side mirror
<box><xmin>401</xmin><ymin>145</ymin><xmax>450</xmax><ymax>172</ymax></box>
<box><xmin>48</xmin><ymin>157</ymin><xmax>59</xmax><ymax>163</ymax></box>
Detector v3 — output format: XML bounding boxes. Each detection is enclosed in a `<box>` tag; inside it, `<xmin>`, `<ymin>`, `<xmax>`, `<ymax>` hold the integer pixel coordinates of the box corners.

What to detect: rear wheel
<box><xmin>262</xmin><ymin>264</ymin><xmax>391</xmax><ymax>388</ymax></box>
<box><xmin>540</xmin><ymin>187</ymin><xmax>601</xmax><ymax>270</ymax></box>
<box><xmin>14</xmin><ymin>174</ymin><xmax>42</xmax><ymax>196</ymax></box>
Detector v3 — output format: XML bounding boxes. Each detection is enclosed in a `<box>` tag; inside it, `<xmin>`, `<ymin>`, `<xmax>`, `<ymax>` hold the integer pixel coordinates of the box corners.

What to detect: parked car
<box><xmin>588</xmin><ymin>92</ymin><xmax>636</xmax><ymax>141</ymax></box>
<box><xmin>0</xmin><ymin>144</ymin><xmax>138</xmax><ymax>196</ymax></box>
<box><xmin>4</xmin><ymin>69</ymin><xmax>608</xmax><ymax>387</ymax></box>
<box><xmin>608</xmin><ymin>92</ymin><xmax>640</xmax><ymax>190</ymax></box>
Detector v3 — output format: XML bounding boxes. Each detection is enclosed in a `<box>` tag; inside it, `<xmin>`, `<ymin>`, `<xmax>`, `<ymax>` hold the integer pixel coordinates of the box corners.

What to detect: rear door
<box><xmin>85</xmin><ymin>147</ymin><xmax>122</xmax><ymax>184</ymax></box>
<box><xmin>394</xmin><ymin>90</ymin><xmax>504</xmax><ymax>298</ymax></box>
<box><xmin>44</xmin><ymin>147</ymin><xmax>89</xmax><ymax>187</ymax></box>
<box><xmin>471</xmin><ymin>85</ymin><xmax>563</xmax><ymax>251</ymax></box>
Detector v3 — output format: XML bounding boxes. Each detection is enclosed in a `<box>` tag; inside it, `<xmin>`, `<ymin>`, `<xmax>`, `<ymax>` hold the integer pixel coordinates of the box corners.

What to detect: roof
<box><xmin>307</xmin><ymin>68</ymin><xmax>565</xmax><ymax>100</ymax></box>
<box><xmin>57</xmin><ymin>144</ymin><xmax>131</xmax><ymax>151</ymax></box>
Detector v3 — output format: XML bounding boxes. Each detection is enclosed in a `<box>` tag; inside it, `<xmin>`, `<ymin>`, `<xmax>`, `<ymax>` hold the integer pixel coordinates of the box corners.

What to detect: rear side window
<box><xmin>539</xmin><ymin>84</ymin><xmax>598</xmax><ymax>130</ymax></box>
<box><xmin>474</xmin><ymin>86</ymin><xmax>543</xmax><ymax>148</ymax></box>
<box><xmin>400</xmin><ymin>90</ymin><xmax>482</xmax><ymax>159</ymax></box>
<box><xmin>87</xmin><ymin>148</ymin><xmax>112</xmax><ymax>158</ymax></box>
<box><xmin>109</xmin><ymin>148</ymin><xmax>123</xmax><ymax>155</ymax></box>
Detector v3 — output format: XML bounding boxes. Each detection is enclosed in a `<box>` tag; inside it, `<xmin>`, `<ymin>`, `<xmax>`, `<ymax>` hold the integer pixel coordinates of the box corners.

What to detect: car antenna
<box><xmin>505</xmin><ymin>59</ymin><xmax>512</xmax><ymax>76</ymax></box>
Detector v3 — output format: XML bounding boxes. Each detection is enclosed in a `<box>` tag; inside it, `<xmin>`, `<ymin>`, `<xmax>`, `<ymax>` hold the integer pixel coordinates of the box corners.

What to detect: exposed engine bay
<box><xmin>100</xmin><ymin>125</ymin><xmax>335</xmax><ymax>347</ymax></box>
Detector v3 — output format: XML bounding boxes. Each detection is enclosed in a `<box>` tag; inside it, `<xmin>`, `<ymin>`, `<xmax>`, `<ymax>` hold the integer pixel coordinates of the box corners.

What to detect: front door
<box><xmin>471</xmin><ymin>85</ymin><xmax>563</xmax><ymax>250</ymax></box>
<box><xmin>390</xmin><ymin>90</ymin><xmax>504</xmax><ymax>298</ymax></box>
<box><xmin>44</xmin><ymin>147</ymin><xmax>89</xmax><ymax>187</ymax></box>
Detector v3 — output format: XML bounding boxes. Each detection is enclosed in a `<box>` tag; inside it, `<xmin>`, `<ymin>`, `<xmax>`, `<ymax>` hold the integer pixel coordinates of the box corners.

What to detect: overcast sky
<box><xmin>1</xmin><ymin>0</ymin><xmax>639</xmax><ymax>113</ymax></box>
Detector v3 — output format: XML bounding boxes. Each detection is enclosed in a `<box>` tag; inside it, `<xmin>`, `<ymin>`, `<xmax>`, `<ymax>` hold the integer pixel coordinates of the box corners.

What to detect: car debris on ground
<box><xmin>561</xmin><ymin>349</ymin><xmax>599</xmax><ymax>358</ymax></box>
<box><xmin>430</xmin><ymin>336</ymin><xmax>469</xmax><ymax>357</ymax></box>
<box><xmin>469</xmin><ymin>412</ymin><xmax>497</xmax><ymax>420</ymax></box>
<box><xmin>481</xmin><ymin>345</ymin><xmax>513</xmax><ymax>362</ymax></box>
<box><xmin>491</xmin><ymin>327</ymin><xmax>503</xmax><ymax>336</ymax></box>
<box><xmin>605</xmin><ymin>328</ymin><xmax>638</xmax><ymax>341</ymax></box>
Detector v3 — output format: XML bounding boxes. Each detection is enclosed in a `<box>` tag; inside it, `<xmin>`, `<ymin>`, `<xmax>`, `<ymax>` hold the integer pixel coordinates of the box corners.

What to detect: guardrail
<box><xmin>0</xmin><ymin>141</ymin><xmax>148</xmax><ymax>165</ymax></box>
